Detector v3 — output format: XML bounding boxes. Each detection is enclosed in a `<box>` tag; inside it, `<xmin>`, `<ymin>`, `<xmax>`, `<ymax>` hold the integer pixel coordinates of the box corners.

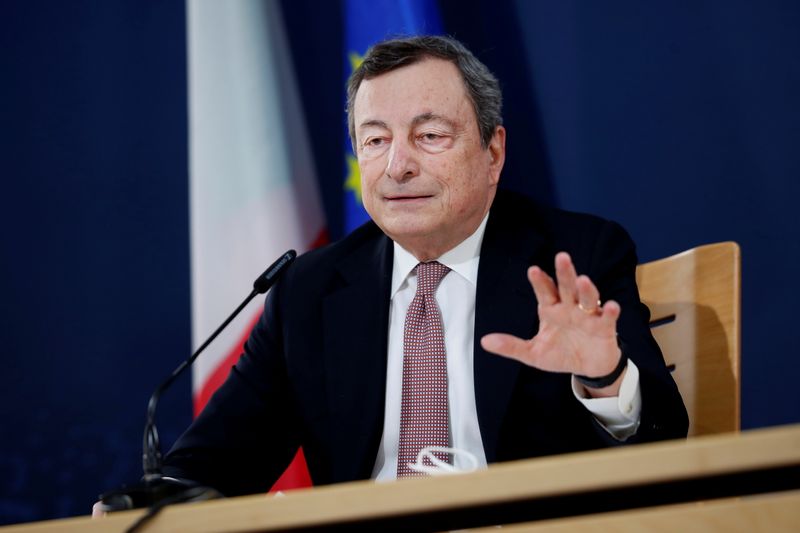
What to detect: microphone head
<box><xmin>253</xmin><ymin>250</ymin><xmax>297</xmax><ymax>294</ymax></box>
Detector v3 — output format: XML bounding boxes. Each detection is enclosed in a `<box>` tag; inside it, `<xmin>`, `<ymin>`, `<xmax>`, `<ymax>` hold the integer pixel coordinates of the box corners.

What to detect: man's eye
<box><xmin>364</xmin><ymin>137</ymin><xmax>385</xmax><ymax>147</ymax></box>
<box><xmin>421</xmin><ymin>133</ymin><xmax>441</xmax><ymax>141</ymax></box>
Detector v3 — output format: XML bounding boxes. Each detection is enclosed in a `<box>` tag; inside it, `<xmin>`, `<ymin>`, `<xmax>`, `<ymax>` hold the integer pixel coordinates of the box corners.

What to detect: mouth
<box><xmin>384</xmin><ymin>194</ymin><xmax>434</xmax><ymax>202</ymax></box>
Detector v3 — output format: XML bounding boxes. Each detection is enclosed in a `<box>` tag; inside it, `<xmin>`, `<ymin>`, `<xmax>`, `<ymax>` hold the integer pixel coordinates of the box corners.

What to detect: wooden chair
<box><xmin>635</xmin><ymin>242</ymin><xmax>741</xmax><ymax>436</ymax></box>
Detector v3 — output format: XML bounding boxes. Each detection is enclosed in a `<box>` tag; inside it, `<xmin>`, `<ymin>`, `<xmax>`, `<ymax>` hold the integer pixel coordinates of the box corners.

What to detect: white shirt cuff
<box><xmin>571</xmin><ymin>359</ymin><xmax>641</xmax><ymax>441</ymax></box>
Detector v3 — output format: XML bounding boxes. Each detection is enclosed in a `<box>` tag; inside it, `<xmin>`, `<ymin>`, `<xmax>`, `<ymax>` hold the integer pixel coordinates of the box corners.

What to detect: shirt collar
<box><xmin>390</xmin><ymin>212</ymin><xmax>489</xmax><ymax>298</ymax></box>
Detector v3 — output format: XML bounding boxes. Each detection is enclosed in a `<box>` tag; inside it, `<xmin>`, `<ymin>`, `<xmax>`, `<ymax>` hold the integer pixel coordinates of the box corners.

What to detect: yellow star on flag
<box><xmin>344</xmin><ymin>153</ymin><xmax>362</xmax><ymax>204</ymax></box>
<box><xmin>344</xmin><ymin>51</ymin><xmax>366</xmax><ymax>206</ymax></box>
<box><xmin>349</xmin><ymin>51</ymin><xmax>364</xmax><ymax>72</ymax></box>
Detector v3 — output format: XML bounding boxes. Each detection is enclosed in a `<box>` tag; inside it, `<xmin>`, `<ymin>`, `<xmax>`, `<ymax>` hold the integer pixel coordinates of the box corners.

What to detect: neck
<box><xmin>401</xmin><ymin>232</ymin><xmax>472</xmax><ymax>263</ymax></box>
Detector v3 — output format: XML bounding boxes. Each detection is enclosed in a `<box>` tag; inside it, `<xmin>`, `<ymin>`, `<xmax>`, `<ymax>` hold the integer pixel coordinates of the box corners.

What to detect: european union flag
<box><xmin>343</xmin><ymin>0</ymin><xmax>443</xmax><ymax>233</ymax></box>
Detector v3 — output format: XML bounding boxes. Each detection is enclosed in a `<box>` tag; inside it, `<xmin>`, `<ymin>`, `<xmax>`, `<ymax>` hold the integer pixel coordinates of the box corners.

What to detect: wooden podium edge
<box><xmin>471</xmin><ymin>490</ymin><xmax>800</xmax><ymax>532</ymax></box>
<box><xmin>3</xmin><ymin>424</ymin><xmax>799</xmax><ymax>532</ymax></box>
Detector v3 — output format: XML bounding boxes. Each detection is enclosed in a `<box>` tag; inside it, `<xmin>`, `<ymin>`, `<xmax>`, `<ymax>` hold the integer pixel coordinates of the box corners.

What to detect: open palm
<box><xmin>481</xmin><ymin>252</ymin><xmax>623</xmax><ymax>385</ymax></box>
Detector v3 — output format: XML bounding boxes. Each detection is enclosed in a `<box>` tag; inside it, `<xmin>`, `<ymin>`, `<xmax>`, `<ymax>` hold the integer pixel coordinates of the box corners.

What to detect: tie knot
<box><xmin>414</xmin><ymin>261</ymin><xmax>450</xmax><ymax>297</ymax></box>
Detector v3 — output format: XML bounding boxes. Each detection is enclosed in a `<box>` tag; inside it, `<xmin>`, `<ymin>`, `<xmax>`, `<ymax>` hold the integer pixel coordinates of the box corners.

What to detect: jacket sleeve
<box><xmin>586</xmin><ymin>219</ymin><xmax>689</xmax><ymax>444</ymax></box>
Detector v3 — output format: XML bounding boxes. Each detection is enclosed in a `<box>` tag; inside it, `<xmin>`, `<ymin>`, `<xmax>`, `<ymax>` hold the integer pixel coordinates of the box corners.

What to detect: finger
<box><xmin>575</xmin><ymin>275</ymin><xmax>601</xmax><ymax>313</ymax></box>
<box><xmin>528</xmin><ymin>265</ymin><xmax>558</xmax><ymax>305</ymax></box>
<box><xmin>599</xmin><ymin>299</ymin><xmax>621</xmax><ymax>328</ymax></box>
<box><xmin>555</xmin><ymin>252</ymin><xmax>578</xmax><ymax>304</ymax></box>
<box><xmin>481</xmin><ymin>333</ymin><xmax>533</xmax><ymax>361</ymax></box>
<box><xmin>92</xmin><ymin>501</ymin><xmax>108</xmax><ymax>519</ymax></box>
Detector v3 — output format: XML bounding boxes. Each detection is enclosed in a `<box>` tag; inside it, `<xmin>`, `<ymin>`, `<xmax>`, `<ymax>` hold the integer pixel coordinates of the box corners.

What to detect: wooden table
<box><xmin>4</xmin><ymin>424</ymin><xmax>799</xmax><ymax>532</ymax></box>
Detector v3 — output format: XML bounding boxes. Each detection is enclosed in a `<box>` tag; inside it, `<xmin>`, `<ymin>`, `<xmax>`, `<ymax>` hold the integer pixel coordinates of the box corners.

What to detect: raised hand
<box><xmin>481</xmin><ymin>252</ymin><xmax>625</xmax><ymax>396</ymax></box>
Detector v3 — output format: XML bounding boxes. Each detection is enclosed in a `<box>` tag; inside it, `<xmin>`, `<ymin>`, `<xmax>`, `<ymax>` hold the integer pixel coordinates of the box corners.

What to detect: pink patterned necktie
<box><xmin>397</xmin><ymin>261</ymin><xmax>451</xmax><ymax>478</ymax></box>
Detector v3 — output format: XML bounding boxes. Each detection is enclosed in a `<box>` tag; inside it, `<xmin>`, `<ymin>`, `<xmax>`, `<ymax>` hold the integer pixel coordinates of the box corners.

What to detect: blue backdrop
<box><xmin>2</xmin><ymin>0</ymin><xmax>798</xmax><ymax>525</ymax></box>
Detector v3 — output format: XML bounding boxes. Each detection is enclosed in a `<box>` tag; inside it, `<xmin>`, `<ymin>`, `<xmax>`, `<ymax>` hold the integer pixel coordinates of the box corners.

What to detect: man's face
<box><xmin>353</xmin><ymin>58</ymin><xmax>505</xmax><ymax>260</ymax></box>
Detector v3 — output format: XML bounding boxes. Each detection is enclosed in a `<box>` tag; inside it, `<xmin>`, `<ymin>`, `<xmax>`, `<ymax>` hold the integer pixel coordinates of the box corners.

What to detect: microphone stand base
<box><xmin>99</xmin><ymin>476</ymin><xmax>222</xmax><ymax>512</ymax></box>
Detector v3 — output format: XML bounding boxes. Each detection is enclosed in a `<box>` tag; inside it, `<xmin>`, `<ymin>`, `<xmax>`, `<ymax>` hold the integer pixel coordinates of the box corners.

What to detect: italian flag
<box><xmin>187</xmin><ymin>0</ymin><xmax>323</xmax><ymax>491</ymax></box>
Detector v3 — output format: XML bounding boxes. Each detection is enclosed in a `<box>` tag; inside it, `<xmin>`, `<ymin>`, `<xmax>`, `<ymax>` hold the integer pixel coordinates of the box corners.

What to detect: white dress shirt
<box><xmin>372</xmin><ymin>214</ymin><xmax>641</xmax><ymax>480</ymax></box>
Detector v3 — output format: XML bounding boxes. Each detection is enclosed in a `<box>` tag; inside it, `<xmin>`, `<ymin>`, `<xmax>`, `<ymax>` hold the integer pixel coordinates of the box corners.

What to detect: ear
<box><xmin>487</xmin><ymin>126</ymin><xmax>506</xmax><ymax>185</ymax></box>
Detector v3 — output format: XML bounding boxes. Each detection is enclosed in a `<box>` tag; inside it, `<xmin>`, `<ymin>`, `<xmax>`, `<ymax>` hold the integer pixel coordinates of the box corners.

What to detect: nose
<box><xmin>385</xmin><ymin>139</ymin><xmax>420</xmax><ymax>182</ymax></box>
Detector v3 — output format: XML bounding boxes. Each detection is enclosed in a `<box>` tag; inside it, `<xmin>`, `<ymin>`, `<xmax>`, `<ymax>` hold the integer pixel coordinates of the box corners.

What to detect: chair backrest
<box><xmin>635</xmin><ymin>242</ymin><xmax>741</xmax><ymax>436</ymax></box>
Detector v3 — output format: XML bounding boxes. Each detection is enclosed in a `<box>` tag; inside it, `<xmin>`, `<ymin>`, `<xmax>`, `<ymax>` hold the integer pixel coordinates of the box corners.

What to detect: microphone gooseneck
<box><xmin>142</xmin><ymin>249</ymin><xmax>297</xmax><ymax>479</ymax></box>
<box><xmin>100</xmin><ymin>250</ymin><xmax>297</xmax><ymax>520</ymax></box>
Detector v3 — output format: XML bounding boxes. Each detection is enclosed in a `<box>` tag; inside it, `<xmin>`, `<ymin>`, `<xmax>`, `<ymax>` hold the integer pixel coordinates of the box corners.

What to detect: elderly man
<box><xmin>163</xmin><ymin>36</ymin><xmax>687</xmax><ymax>495</ymax></box>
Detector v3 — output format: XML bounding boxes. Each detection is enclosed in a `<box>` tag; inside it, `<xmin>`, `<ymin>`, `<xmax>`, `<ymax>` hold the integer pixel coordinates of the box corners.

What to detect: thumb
<box><xmin>481</xmin><ymin>333</ymin><xmax>531</xmax><ymax>361</ymax></box>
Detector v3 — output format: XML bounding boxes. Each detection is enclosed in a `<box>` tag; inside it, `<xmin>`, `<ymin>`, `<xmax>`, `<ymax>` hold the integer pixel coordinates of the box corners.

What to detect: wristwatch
<box><xmin>575</xmin><ymin>338</ymin><xmax>628</xmax><ymax>389</ymax></box>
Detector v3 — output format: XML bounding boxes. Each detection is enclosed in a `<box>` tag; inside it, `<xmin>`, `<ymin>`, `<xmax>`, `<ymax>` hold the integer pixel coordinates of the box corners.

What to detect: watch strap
<box><xmin>575</xmin><ymin>338</ymin><xmax>628</xmax><ymax>389</ymax></box>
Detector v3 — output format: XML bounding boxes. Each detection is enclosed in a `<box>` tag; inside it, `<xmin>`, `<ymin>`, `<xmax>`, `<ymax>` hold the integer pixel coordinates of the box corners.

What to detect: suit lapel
<box><xmin>474</xmin><ymin>202</ymin><xmax>548</xmax><ymax>461</ymax></box>
<box><xmin>322</xmin><ymin>231</ymin><xmax>393</xmax><ymax>479</ymax></box>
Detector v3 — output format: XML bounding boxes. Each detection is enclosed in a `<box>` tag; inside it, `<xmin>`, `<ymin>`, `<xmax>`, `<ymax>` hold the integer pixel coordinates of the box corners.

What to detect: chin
<box><xmin>381</xmin><ymin>217</ymin><xmax>437</xmax><ymax>238</ymax></box>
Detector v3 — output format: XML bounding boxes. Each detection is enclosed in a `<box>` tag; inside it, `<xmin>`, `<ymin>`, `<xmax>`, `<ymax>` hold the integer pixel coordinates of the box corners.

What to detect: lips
<box><xmin>384</xmin><ymin>194</ymin><xmax>434</xmax><ymax>201</ymax></box>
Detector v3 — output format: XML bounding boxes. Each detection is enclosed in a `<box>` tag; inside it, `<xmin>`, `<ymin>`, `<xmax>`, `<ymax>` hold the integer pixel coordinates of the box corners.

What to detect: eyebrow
<box><xmin>411</xmin><ymin>112</ymin><xmax>457</xmax><ymax>130</ymax></box>
<box><xmin>357</xmin><ymin>113</ymin><xmax>458</xmax><ymax>132</ymax></box>
<box><xmin>358</xmin><ymin>119</ymin><xmax>389</xmax><ymax>131</ymax></box>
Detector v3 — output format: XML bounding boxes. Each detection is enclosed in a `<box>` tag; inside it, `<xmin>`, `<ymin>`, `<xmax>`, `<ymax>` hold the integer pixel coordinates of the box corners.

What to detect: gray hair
<box><xmin>346</xmin><ymin>35</ymin><xmax>503</xmax><ymax>150</ymax></box>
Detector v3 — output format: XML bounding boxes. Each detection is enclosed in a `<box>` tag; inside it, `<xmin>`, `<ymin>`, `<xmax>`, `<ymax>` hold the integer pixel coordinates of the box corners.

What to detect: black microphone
<box><xmin>99</xmin><ymin>250</ymin><xmax>297</xmax><ymax>516</ymax></box>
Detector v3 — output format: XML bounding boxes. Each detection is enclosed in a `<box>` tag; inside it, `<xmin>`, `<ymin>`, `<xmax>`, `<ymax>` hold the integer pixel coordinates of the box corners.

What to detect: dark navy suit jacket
<box><xmin>164</xmin><ymin>191</ymin><xmax>688</xmax><ymax>496</ymax></box>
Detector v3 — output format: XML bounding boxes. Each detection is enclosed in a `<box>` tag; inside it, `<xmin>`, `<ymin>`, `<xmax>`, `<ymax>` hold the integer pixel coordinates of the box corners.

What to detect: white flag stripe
<box><xmin>188</xmin><ymin>0</ymin><xmax>323</xmax><ymax>397</ymax></box>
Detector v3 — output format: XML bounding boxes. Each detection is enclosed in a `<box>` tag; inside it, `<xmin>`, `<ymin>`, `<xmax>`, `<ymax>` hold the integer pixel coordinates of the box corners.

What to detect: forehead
<box><xmin>353</xmin><ymin>58</ymin><xmax>473</xmax><ymax>126</ymax></box>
